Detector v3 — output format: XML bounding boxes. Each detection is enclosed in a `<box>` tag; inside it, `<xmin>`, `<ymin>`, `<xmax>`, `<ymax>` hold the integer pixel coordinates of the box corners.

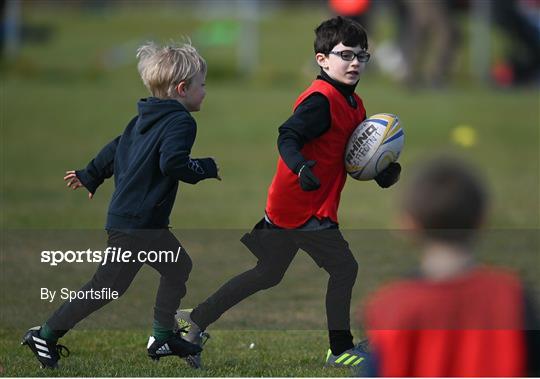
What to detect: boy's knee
<box><xmin>105</xmin><ymin>278</ymin><xmax>132</xmax><ymax>297</ymax></box>
<box><xmin>255</xmin><ymin>267</ymin><xmax>285</xmax><ymax>289</ymax></box>
<box><xmin>342</xmin><ymin>256</ymin><xmax>358</xmax><ymax>279</ymax></box>
<box><xmin>328</xmin><ymin>255</ymin><xmax>358</xmax><ymax>281</ymax></box>
<box><xmin>90</xmin><ymin>272</ymin><xmax>134</xmax><ymax>298</ymax></box>
<box><xmin>114</xmin><ymin>284</ymin><xmax>130</xmax><ymax>298</ymax></box>
<box><xmin>159</xmin><ymin>253</ymin><xmax>193</xmax><ymax>286</ymax></box>
<box><xmin>348</xmin><ymin>255</ymin><xmax>358</xmax><ymax>270</ymax></box>
<box><xmin>178</xmin><ymin>251</ymin><xmax>193</xmax><ymax>276</ymax></box>
<box><xmin>347</xmin><ymin>258</ymin><xmax>359</xmax><ymax>279</ymax></box>
<box><xmin>258</xmin><ymin>275</ymin><xmax>283</xmax><ymax>289</ymax></box>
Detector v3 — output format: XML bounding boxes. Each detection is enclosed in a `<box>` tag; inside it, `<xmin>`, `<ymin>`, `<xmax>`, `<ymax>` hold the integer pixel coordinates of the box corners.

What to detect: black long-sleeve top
<box><xmin>277</xmin><ymin>69</ymin><xmax>360</xmax><ymax>174</ymax></box>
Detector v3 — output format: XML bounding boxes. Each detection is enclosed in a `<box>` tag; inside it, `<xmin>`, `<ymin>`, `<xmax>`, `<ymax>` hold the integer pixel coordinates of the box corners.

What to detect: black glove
<box><xmin>375</xmin><ymin>162</ymin><xmax>401</xmax><ymax>188</ymax></box>
<box><xmin>298</xmin><ymin>160</ymin><xmax>320</xmax><ymax>191</ymax></box>
<box><xmin>196</xmin><ymin>157</ymin><xmax>220</xmax><ymax>179</ymax></box>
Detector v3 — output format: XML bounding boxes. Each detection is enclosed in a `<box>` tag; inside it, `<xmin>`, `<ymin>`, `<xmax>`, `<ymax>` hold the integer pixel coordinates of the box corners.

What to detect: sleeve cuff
<box><xmin>75</xmin><ymin>169</ymin><xmax>99</xmax><ymax>194</ymax></box>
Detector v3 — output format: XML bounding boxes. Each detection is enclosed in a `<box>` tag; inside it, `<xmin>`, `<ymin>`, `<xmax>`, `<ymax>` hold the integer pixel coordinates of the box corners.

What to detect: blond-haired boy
<box><xmin>22</xmin><ymin>42</ymin><xmax>219</xmax><ymax>369</ymax></box>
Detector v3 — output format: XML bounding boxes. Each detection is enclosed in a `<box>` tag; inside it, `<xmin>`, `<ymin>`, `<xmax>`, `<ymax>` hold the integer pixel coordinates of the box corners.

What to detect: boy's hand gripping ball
<box><xmin>345</xmin><ymin>113</ymin><xmax>404</xmax><ymax>181</ymax></box>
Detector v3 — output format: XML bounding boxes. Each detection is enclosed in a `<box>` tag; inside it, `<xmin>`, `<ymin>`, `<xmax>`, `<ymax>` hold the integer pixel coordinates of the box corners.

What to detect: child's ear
<box><xmin>398</xmin><ymin>212</ymin><xmax>425</xmax><ymax>243</ymax></box>
<box><xmin>315</xmin><ymin>53</ymin><xmax>329</xmax><ymax>70</ymax></box>
<box><xmin>398</xmin><ymin>212</ymin><xmax>420</xmax><ymax>231</ymax></box>
<box><xmin>399</xmin><ymin>212</ymin><xmax>421</xmax><ymax>232</ymax></box>
<box><xmin>176</xmin><ymin>81</ymin><xmax>187</xmax><ymax>97</ymax></box>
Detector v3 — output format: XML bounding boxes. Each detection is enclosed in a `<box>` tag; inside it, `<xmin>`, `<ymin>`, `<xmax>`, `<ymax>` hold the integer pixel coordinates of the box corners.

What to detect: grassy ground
<box><xmin>1</xmin><ymin>329</ymin><xmax>359</xmax><ymax>377</ymax></box>
<box><xmin>1</xmin><ymin>2</ymin><xmax>539</xmax><ymax>377</ymax></box>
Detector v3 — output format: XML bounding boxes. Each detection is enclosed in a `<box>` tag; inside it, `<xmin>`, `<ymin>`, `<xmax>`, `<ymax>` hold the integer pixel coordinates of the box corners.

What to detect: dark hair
<box><xmin>314</xmin><ymin>16</ymin><xmax>368</xmax><ymax>54</ymax></box>
<box><xmin>403</xmin><ymin>157</ymin><xmax>488</xmax><ymax>244</ymax></box>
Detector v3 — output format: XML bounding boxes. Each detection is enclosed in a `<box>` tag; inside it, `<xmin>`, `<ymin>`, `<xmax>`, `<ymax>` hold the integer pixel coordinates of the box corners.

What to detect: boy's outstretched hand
<box><xmin>64</xmin><ymin>170</ymin><xmax>93</xmax><ymax>199</ymax></box>
<box><xmin>374</xmin><ymin>162</ymin><xmax>401</xmax><ymax>188</ymax></box>
<box><xmin>210</xmin><ymin>157</ymin><xmax>221</xmax><ymax>181</ymax></box>
<box><xmin>298</xmin><ymin>160</ymin><xmax>321</xmax><ymax>191</ymax></box>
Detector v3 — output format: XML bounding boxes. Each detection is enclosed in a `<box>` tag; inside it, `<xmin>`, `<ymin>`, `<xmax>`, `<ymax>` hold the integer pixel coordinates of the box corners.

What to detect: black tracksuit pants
<box><xmin>46</xmin><ymin>229</ymin><xmax>192</xmax><ymax>335</ymax></box>
<box><xmin>191</xmin><ymin>219</ymin><xmax>358</xmax><ymax>354</ymax></box>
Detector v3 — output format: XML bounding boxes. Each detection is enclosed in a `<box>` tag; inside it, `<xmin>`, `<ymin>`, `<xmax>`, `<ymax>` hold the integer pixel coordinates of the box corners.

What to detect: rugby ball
<box><xmin>345</xmin><ymin>113</ymin><xmax>404</xmax><ymax>180</ymax></box>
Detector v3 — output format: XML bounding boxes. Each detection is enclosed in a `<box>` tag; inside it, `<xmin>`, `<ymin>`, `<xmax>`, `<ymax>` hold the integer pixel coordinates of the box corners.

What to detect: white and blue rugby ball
<box><xmin>345</xmin><ymin>113</ymin><xmax>404</xmax><ymax>180</ymax></box>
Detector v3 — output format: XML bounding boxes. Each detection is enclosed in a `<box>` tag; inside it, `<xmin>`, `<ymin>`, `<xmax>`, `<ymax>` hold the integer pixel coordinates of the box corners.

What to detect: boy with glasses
<box><xmin>177</xmin><ymin>16</ymin><xmax>400</xmax><ymax>369</ymax></box>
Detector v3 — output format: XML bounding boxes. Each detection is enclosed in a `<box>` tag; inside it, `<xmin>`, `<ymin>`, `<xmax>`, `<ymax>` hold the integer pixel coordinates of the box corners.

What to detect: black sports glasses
<box><xmin>329</xmin><ymin>50</ymin><xmax>370</xmax><ymax>63</ymax></box>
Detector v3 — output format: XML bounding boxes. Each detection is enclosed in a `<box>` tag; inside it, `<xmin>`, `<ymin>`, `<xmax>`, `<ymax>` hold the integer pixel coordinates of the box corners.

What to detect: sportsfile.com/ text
<box><xmin>40</xmin><ymin>247</ymin><xmax>183</xmax><ymax>266</ymax></box>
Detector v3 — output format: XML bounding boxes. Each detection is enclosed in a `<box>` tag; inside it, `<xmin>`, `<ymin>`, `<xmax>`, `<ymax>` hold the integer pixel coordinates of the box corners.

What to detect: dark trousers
<box><xmin>191</xmin><ymin>220</ymin><xmax>358</xmax><ymax>353</ymax></box>
<box><xmin>46</xmin><ymin>229</ymin><xmax>192</xmax><ymax>335</ymax></box>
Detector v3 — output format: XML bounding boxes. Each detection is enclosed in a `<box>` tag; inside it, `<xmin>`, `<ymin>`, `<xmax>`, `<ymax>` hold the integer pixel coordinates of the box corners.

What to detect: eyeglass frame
<box><xmin>328</xmin><ymin>50</ymin><xmax>371</xmax><ymax>63</ymax></box>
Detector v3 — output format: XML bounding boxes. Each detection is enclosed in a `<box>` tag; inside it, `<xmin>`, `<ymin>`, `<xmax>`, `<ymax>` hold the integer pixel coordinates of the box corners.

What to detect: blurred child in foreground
<box><xmin>360</xmin><ymin>157</ymin><xmax>539</xmax><ymax>376</ymax></box>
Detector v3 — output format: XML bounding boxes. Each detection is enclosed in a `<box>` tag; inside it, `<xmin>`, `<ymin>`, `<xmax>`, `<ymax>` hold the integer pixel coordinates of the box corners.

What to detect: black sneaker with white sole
<box><xmin>147</xmin><ymin>331</ymin><xmax>202</xmax><ymax>361</ymax></box>
<box><xmin>21</xmin><ymin>326</ymin><xmax>70</xmax><ymax>369</ymax></box>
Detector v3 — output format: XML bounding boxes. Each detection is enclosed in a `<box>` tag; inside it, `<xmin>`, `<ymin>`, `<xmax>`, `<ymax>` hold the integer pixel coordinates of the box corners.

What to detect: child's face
<box><xmin>179</xmin><ymin>71</ymin><xmax>206</xmax><ymax>112</ymax></box>
<box><xmin>316</xmin><ymin>43</ymin><xmax>367</xmax><ymax>85</ymax></box>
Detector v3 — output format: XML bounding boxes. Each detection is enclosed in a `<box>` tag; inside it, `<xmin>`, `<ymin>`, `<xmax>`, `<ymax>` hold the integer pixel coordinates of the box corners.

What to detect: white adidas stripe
<box><xmin>38</xmin><ymin>351</ymin><xmax>52</xmax><ymax>359</ymax></box>
<box><xmin>32</xmin><ymin>335</ymin><xmax>47</xmax><ymax>345</ymax></box>
<box><xmin>35</xmin><ymin>343</ymin><xmax>49</xmax><ymax>352</ymax></box>
<box><xmin>156</xmin><ymin>343</ymin><xmax>171</xmax><ymax>354</ymax></box>
<box><xmin>147</xmin><ymin>335</ymin><xmax>172</xmax><ymax>354</ymax></box>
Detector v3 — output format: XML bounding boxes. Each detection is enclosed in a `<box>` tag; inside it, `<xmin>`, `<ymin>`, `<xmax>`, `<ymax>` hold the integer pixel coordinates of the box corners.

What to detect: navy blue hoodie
<box><xmin>76</xmin><ymin>98</ymin><xmax>218</xmax><ymax>230</ymax></box>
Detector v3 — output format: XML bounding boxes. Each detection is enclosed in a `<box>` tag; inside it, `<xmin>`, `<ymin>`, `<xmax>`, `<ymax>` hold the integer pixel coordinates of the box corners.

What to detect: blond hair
<box><xmin>136</xmin><ymin>41</ymin><xmax>207</xmax><ymax>99</ymax></box>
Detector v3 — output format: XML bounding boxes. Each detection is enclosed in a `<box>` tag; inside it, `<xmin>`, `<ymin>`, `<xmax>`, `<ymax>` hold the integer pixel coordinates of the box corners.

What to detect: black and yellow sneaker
<box><xmin>325</xmin><ymin>340</ymin><xmax>370</xmax><ymax>368</ymax></box>
<box><xmin>147</xmin><ymin>330</ymin><xmax>202</xmax><ymax>361</ymax></box>
<box><xmin>21</xmin><ymin>326</ymin><xmax>70</xmax><ymax>369</ymax></box>
<box><xmin>176</xmin><ymin>309</ymin><xmax>210</xmax><ymax>369</ymax></box>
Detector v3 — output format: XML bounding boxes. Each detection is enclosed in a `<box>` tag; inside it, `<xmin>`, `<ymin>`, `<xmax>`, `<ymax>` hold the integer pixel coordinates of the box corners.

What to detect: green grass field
<box><xmin>1</xmin><ymin>3</ymin><xmax>539</xmax><ymax>377</ymax></box>
<box><xmin>2</xmin><ymin>329</ymin><xmax>359</xmax><ymax>377</ymax></box>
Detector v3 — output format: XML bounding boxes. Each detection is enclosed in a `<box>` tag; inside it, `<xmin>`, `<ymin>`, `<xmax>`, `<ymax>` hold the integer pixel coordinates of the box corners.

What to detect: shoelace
<box><xmin>175</xmin><ymin>326</ymin><xmax>189</xmax><ymax>336</ymax></box>
<box><xmin>176</xmin><ymin>317</ymin><xmax>210</xmax><ymax>346</ymax></box>
<box><xmin>178</xmin><ymin>329</ymin><xmax>210</xmax><ymax>346</ymax></box>
<box><xmin>56</xmin><ymin>344</ymin><xmax>70</xmax><ymax>358</ymax></box>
